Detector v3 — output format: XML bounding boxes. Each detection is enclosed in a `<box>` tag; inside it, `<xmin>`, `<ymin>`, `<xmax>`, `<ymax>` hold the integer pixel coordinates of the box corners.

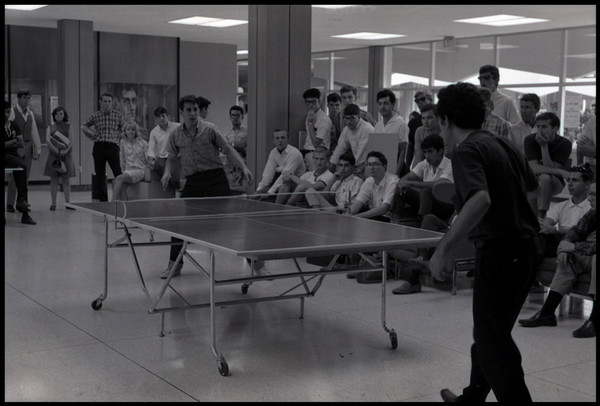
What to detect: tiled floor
<box><xmin>4</xmin><ymin>185</ymin><xmax>596</xmax><ymax>402</ymax></box>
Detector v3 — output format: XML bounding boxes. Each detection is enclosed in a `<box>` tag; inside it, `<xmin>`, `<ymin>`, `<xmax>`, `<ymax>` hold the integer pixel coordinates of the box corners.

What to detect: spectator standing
<box><xmin>147</xmin><ymin>106</ymin><xmax>180</xmax><ymax>192</ymax></box>
<box><xmin>479</xmin><ymin>87</ymin><xmax>511</xmax><ymax>138</ymax></box>
<box><xmin>82</xmin><ymin>93</ymin><xmax>125</xmax><ymax>202</ymax></box>
<box><xmin>407</xmin><ymin>90</ymin><xmax>434</xmax><ymax>168</ymax></box>
<box><xmin>509</xmin><ymin>93</ymin><xmax>540</xmax><ymax>155</ymax></box>
<box><xmin>332</xmin><ymin>85</ymin><xmax>376</xmax><ymax>140</ymax></box>
<box><xmin>43</xmin><ymin>107</ymin><xmax>76</xmax><ymax>210</ymax></box>
<box><xmin>373</xmin><ymin>89</ymin><xmax>409</xmax><ymax>176</ymax></box>
<box><xmin>302</xmin><ymin>88</ymin><xmax>332</xmax><ymax>171</ymax></box>
<box><xmin>6</xmin><ymin>89</ymin><xmax>42</xmax><ymax>213</ymax></box>
<box><xmin>478</xmin><ymin>64</ymin><xmax>520</xmax><ymax>124</ymax></box>
<box><xmin>329</xmin><ymin>104</ymin><xmax>374</xmax><ymax>176</ymax></box>
<box><xmin>222</xmin><ymin>105</ymin><xmax>248</xmax><ymax>192</ymax></box>
<box><xmin>412</xmin><ymin>103</ymin><xmax>440</xmax><ymax>167</ymax></box>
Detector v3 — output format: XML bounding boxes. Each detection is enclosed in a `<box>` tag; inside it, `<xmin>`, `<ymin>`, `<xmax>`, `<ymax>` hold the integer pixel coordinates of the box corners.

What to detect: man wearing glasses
<box><xmin>478</xmin><ymin>65</ymin><xmax>520</xmax><ymax>125</ymax></box>
<box><xmin>302</xmin><ymin>88</ymin><xmax>333</xmax><ymax>171</ymax></box>
<box><xmin>328</xmin><ymin>104</ymin><xmax>374</xmax><ymax>177</ymax></box>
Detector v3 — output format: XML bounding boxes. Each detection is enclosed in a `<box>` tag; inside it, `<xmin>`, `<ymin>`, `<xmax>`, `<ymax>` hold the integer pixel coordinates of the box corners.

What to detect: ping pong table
<box><xmin>68</xmin><ymin>196</ymin><xmax>443</xmax><ymax>376</ymax></box>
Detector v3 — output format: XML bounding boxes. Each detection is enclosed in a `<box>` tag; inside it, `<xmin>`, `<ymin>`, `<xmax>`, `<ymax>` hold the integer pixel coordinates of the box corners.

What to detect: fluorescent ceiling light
<box><xmin>237</xmin><ymin>50</ymin><xmax>248</xmax><ymax>55</ymax></box>
<box><xmin>313</xmin><ymin>56</ymin><xmax>346</xmax><ymax>61</ymax></box>
<box><xmin>312</xmin><ymin>5</ymin><xmax>356</xmax><ymax>9</ymax></box>
<box><xmin>455</xmin><ymin>14</ymin><xmax>548</xmax><ymax>26</ymax></box>
<box><xmin>332</xmin><ymin>32</ymin><xmax>405</xmax><ymax>40</ymax></box>
<box><xmin>202</xmin><ymin>19</ymin><xmax>247</xmax><ymax>28</ymax></box>
<box><xmin>169</xmin><ymin>16</ymin><xmax>247</xmax><ymax>27</ymax></box>
<box><xmin>5</xmin><ymin>5</ymin><xmax>47</xmax><ymax>11</ymax></box>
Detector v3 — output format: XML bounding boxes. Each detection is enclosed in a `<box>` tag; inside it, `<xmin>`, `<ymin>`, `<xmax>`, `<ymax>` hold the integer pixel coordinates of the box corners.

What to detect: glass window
<box><xmin>390</xmin><ymin>44</ymin><xmax>431</xmax><ymax>88</ymax></box>
<box><xmin>563</xmin><ymin>86</ymin><xmax>596</xmax><ymax>143</ymax></box>
<box><xmin>565</xmin><ymin>26</ymin><xmax>596</xmax><ymax>82</ymax></box>
<box><xmin>498</xmin><ymin>30</ymin><xmax>562</xmax><ymax>84</ymax></box>
<box><xmin>434</xmin><ymin>37</ymin><xmax>495</xmax><ymax>86</ymax></box>
<box><xmin>333</xmin><ymin>48</ymin><xmax>369</xmax><ymax>90</ymax></box>
<box><xmin>311</xmin><ymin>52</ymin><xmax>331</xmax><ymax>91</ymax></box>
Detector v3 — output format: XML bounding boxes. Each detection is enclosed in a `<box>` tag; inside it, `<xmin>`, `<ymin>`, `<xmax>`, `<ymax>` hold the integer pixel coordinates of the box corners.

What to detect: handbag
<box><xmin>52</xmin><ymin>157</ymin><xmax>67</xmax><ymax>174</ymax></box>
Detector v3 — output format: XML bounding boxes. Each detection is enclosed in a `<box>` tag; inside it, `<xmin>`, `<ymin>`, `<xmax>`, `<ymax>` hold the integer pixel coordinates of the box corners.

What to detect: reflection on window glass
<box><xmin>499</xmin><ymin>31</ymin><xmax>562</xmax><ymax>83</ymax></box>
<box><xmin>311</xmin><ymin>52</ymin><xmax>331</xmax><ymax>90</ymax></box>
<box><xmin>566</xmin><ymin>27</ymin><xmax>596</xmax><ymax>81</ymax></box>
<box><xmin>391</xmin><ymin>44</ymin><xmax>431</xmax><ymax>88</ymax></box>
<box><xmin>434</xmin><ymin>37</ymin><xmax>495</xmax><ymax>85</ymax></box>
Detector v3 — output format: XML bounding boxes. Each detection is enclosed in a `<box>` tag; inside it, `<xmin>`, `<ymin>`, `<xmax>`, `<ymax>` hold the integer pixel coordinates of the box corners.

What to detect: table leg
<box><xmin>381</xmin><ymin>251</ymin><xmax>398</xmax><ymax>349</ymax></box>
<box><xmin>209</xmin><ymin>249</ymin><xmax>229</xmax><ymax>376</ymax></box>
<box><xmin>91</xmin><ymin>216</ymin><xmax>110</xmax><ymax>310</ymax></box>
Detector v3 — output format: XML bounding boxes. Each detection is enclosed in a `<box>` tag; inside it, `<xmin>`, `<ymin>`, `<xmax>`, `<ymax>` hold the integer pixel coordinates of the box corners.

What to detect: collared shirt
<box><xmin>412</xmin><ymin>126</ymin><xmax>440</xmax><ymax>168</ymax></box>
<box><xmin>355</xmin><ymin>172</ymin><xmax>399</xmax><ymax>217</ymax></box>
<box><xmin>257</xmin><ymin>144</ymin><xmax>306</xmax><ymax>194</ymax></box>
<box><xmin>547</xmin><ymin>197</ymin><xmax>591</xmax><ymax>231</ymax></box>
<box><xmin>334</xmin><ymin>108</ymin><xmax>377</xmax><ymax>140</ymax></box>
<box><xmin>483</xmin><ymin>112</ymin><xmax>511</xmax><ymax>138</ymax></box>
<box><xmin>148</xmin><ymin>121</ymin><xmax>179</xmax><ymax>159</ymax></box>
<box><xmin>412</xmin><ymin>155</ymin><xmax>454</xmax><ymax>182</ymax></box>
<box><xmin>491</xmin><ymin>90</ymin><xmax>520</xmax><ymax>124</ymax></box>
<box><xmin>331</xmin><ymin>174</ymin><xmax>363</xmax><ymax>209</ymax></box>
<box><xmin>374</xmin><ymin>113</ymin><xmax>409</xmax><ymax>144</ymax></box>
<box><xmin>166</xmin><ymin>120</ymin><xmax>229</xmax><ymax>177</ymax></box>
<box><xmin>330</xmin><ymin>119</ymin><xmax>374</xmax><ymax>166</ymax></box>
<box><xmin>12</xmin><ymin>105</ymin><xmax>41</xmax><ymax>151</ymax></box>
<box><xmin>84</xmin><ymin>109</ymin><xmax>125</xmax><ymax>144</ymax></box>
<box><xmin>304</xmin><ymin>109</ymin><xmax>332</xmax><ymax>151</ymax></box>
<box><xmin>223</xmin><ymin>125</ymin><xmax>248</xmax><ymax>151</ymax></box>
<box><xmin>509</xmin><ymin>119</ymin><xmax>535</xmax><ymax>155</ymax></box>
<box><xmin>299</xmin><ymin>168</ymin><xmax>335</xmax><ymax>188</ymax></box>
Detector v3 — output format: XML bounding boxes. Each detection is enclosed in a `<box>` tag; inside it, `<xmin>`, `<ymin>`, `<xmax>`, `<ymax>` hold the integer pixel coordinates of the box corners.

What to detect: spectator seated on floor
<box><xmin>535</xmin><ymin>164</ymin><xmax>592</xmax><ymax>260</ymax></box>
<box><xmin>254</xmin><ymin>129</ymin><xmax>306</xmax><ymax>204</ymax></box>
<box><xmin>349</xmin><ymin>150</ymin><xmax>399</xmax><ymax>222</ymax></box>
<box><xmin>391</xmin><ymin>133</ymin><xmax>455</xmax><ymax>223</ymax></box>
<box><xmin>518</xmin><ymin>182</ymin><xmax>596</xmax><ymax>338</ymax></box>
<box><xmin>282</xmin><ymin>147</ymin><xmax>335</xmax><ymax>207</ymax></box>
<box><xmin>524</xmin><ymin>111</ymin><xmax>572</xmax><ymax>218</ymax></box>
<box><xmin>305</xmin><ymin>152</ymin><xmax>363</xmax><ymax>212</ymax></box>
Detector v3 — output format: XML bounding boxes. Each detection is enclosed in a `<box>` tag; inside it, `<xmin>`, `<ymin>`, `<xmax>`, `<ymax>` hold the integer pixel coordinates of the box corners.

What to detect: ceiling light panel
<box><xmin>485</xmin><ymin>18</ymin><xmax>548</xmax><ymax>26</ymax></box>
<box><xmin>312</xmin><ymin>5</ymin><xmax>357</xmax><ymax>9</ymax></box>
<box><xmin>332</xmin><ymin>32</ymin><xmax>405</xmax><ymax>40</ymax></box>
<box><xmin>455</xmin><ymin>14</ymin><xmax>549</xmax><ymax>26</ymax></box>
<box><xmin>202</xmin><ymin>19</ymin><xmax>247</xmax><ymax>28</ymax></box>
<box><xmin>5</xmin><ymin>5</ymin><xmax>47</xmax><ymax>11</ymax></box>
<box><xmin>169</xmin><ymin>16</ymin><xmax>247</xmax><ymax>27</ymax></box>
<box><xmin>169</xmin><ymin>16</ymin><xmax>220</xmax><ymax>25</ymax></box>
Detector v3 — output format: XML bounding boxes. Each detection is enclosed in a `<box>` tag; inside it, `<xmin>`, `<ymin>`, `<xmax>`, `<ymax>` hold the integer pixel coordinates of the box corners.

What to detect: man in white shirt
<box><xmin>302</xmin><ymin>88</ymin><xmax>332</xmax><ymax>171</ymax></box>
<box><xmin>329</xmin><ymin>104</ymin><xmax>374</xmax><ymax>176</ymax></box>
<box><xmin>147</xmin><ymin>106</ymin><xmax>180</xmax><ymax>190</ymax></box>
<box><xmin>305</xmin><ymin>152</ymin><xmax>363</xmax><ymax>212</ymax></box>
<box><xmin>332</xmin><ymin>85</ymin><xmax>377</xmax><ymax>142</ymax></box>
<box><xmin>509</xmin><ymin>93</ymin><xmax>540</xmax><ymax>155</ymax></box>
<box><xmin>392</xmin><ymin>134</ymin><xmax>455</xmax><ymax>222</ymax></box>
<box><xmin>373</xmin><ymin>89</ymin><xmax>409</xmax><ymax>176</ymax></box>
<box><xmin>282</xmin><ymin>147</ymin><xmax>335</xmax><ymax>206</ymax></box>
<box><xmin>6</xmin><ymin>89</ymin><xmax>42</xmax><ymax>212</ymax></box>
<box><xmin>221</xmin><ymin>105</ymin><xmax>248</xmax><ymax>192</ymax></box>
<box><xmin>350</xmin><ymin>150</ymin><xmax>399</xmax><ymax>221</ymax></box>
<box><xmin>255</xmin><ymin>129</ymin><xmax>306</xmax><ymax>199</ymax></box>
<box><xmin>536</xmin><ymin>164</ymin><xmax>593</xmax><ymax>259</ymax></box>
<box><xmin>480</xmin><ymin>87</ymin><xmax>511</xmax><ymax>138</ymax></box>
<box><xmin>478</xmin><ymin>65</ymin><xmax>520</xmax><ymax>124</ymax></box>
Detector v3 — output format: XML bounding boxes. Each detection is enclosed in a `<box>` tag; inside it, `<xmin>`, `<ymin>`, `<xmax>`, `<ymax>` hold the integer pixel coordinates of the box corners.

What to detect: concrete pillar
<box><xmin>247</xmin><ymin>5</ymin><xmax>311</xmax><ymax>187</ymax></box>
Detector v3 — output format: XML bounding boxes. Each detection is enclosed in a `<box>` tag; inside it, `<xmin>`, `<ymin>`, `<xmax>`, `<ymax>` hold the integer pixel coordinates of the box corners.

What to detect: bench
<box><xmin>126</xmin><ymin>171</ymin><xmax>175</xmax><ymax>200</ymax></box>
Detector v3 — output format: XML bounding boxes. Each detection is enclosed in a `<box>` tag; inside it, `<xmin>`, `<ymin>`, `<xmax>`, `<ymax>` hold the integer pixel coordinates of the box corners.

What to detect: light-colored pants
<box><xmin>549</xmin><ymin>253</ymin><xmax>593</xmax><ymax>296</ymax></box>
<box><xmin>6</xmin><ymin>142</ymin><xmax>34</xmax><ymax>206</ymax></box>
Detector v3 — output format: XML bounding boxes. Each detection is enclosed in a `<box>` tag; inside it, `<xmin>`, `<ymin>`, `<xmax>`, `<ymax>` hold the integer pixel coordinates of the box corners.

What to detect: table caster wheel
<box><xmin>218</xmin><ymin>359</ymin><xmax>229</xmax><ymax>376</ymax></box>
<box><xmin>91</xmin><ymin>299</ymin><xmax>103</xmax><ymax>310</ymax></box>
<box><xmin>390</xmin><ymin>331</ymin><xmax>398</xmax><ymax>349</ymax></box>
<box><xmin>241</xmin><ymin>284</ymin><xmax>249</xmax><ymax>295</ymax></box>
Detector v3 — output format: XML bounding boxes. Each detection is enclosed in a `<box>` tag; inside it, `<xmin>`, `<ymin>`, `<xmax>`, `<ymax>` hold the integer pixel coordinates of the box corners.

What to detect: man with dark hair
<box><xmin>332</xmin><ymin>85</ymin><xmax>376</xmax><ymax>140</ymax></box>
<box><xmin>302</xmin><ymin>88</ymin><xmax>332</xmax><ymax>171</ymax></box>
<box><xmin>82</xmin><ymin>92</ymin><xmax>125</xmax><ymax>202</ymax></box>
<box><xmin>406</xmin><ymin>90</ymin><xmax>434</xmax><ymax>169</ymax></box>
<box><xmin>479</xmin><ymin>87</ymin><xmax>511</xmax><ymax>138</ymax></box>
<box><xmin>430</xmin><ymin>82</ymin><xmax>539</xmax><ymax>402</ymax></box>
<box><xmin>374</xmin><ymin>88</ymin><xmax>409</xmax><ymax>176</ymax></box>
<box><xmin>329</xmin><ymin>104</ymin><xmax>374</xmax><ymax>176</ymax></box>
<box><xmin>519</xmin><ymin>182</ymin><xmax>596</xmax><ymax>339</ymax></box>
<box><xmin>524</xmin><ymin>111</ymin><xmax>572</xmax><ymax>218</ymax></box>
<box><xmin>160</xmin><ymin>95</ymin><xmax>253</xmax><ymax>279</ymax></box>
<box><xmin>478</xmin><ymin>64</ymin><xmax>520</xmax><ymax>124</ymax></box>
<box><xmin>350</xmin><ymin>150</ymin><xmax>399</xmax><ymax>221</ymax></box>
<box><xmin>6</xmin><ymin>89</ymin><xmax>42</xmax><ymax>213</ymax></box>
<box><xmin>392</xmin><ymin>133</ymin><xmax>454</xmax><ymax>227</ymax></box>
<box><xmin>222</xmin><ymin>105</ymin><xmax>248</xmax><ymax>192</ymax></box>
<box><xmin>196</xmin><ymin>96</ymin><xmax>211</xmax><ymax>120</ymax></box>
<box><xmin>4</xmin><ymin>101</ymin><xmax>36</xmax><ymax>224</ymax></box>
<box><xmin>412</xmin><ymin>103</ymin><xmax>440</xmax><ymax>167</ymax></box>
<box><xmin>326</xmin><ymin>92</ymin><xmax>343</xmax><ymax>151</ymax></box>
<box><xmin>147</xmin><ymin>106</ymin><xmax>180</xmax><ymax>189</ymax></box>
<box><xmin>509</xmin><ymin>93</ymin><xmax>541</xmax><ymax>154</ymax></box>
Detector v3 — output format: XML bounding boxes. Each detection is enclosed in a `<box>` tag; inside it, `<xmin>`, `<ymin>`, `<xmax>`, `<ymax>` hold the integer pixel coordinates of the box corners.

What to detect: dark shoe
<box><xmin>160</xmin><ymin>260</ymin><xmax>182</xmax><ymax>279</ymax></box>
<box><xmin>50</xmin><ymin>205</ymin><xmax>56</xmax><ymax>211</ymax></box>
<box><xmin>66</xmin><ymin>206</ymin><xmax>75</xmax><ymax>210</ymax></box>
<box><xmin>572</xmin><ymin>319</ymin><xmax>596</xmax><ymax>338</ymax></box>
<box><xmin>392</xmin><ymin>280</ymin><xmax>422</xmax><ymax>294</ymax></box>
<box><xmin>440</xmin><ymin>389</ymin><xmax>459</xmax><ymax>402</ymax></box>
<box><xmin>6</xmin><ymin>205</ymin><xmax>15</xmax><ymax>213</ymax></box>
<box><xmin>346</xmin><ymin>272</ymin><xmax>357</xmax><ymax>279</ymax></box>
<box><xmin>356</xmin><ymin>270</ymin><xmax>382</xmax><ymax>284</ymax></box>
<box><xmin>21</xmin><ymin>214</ymin><xmax>36</xmax><ymax>225</ymax></box>
<box><xmin>518</xmin><ymin>311</ymin><xmax>557</xmax><ymax>327</ymax></box>
<box><xmin>15</xmin><ymin>201</ymin><xmax>29</xmax><ymax>213</ymax></box>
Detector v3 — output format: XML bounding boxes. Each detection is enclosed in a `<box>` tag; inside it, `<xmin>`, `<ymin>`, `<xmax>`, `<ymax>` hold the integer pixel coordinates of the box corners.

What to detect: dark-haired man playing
<box><xmin>430</xmin><ymin>82</ymin><xmax>539</xmax><ymax>403</ymax></box>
